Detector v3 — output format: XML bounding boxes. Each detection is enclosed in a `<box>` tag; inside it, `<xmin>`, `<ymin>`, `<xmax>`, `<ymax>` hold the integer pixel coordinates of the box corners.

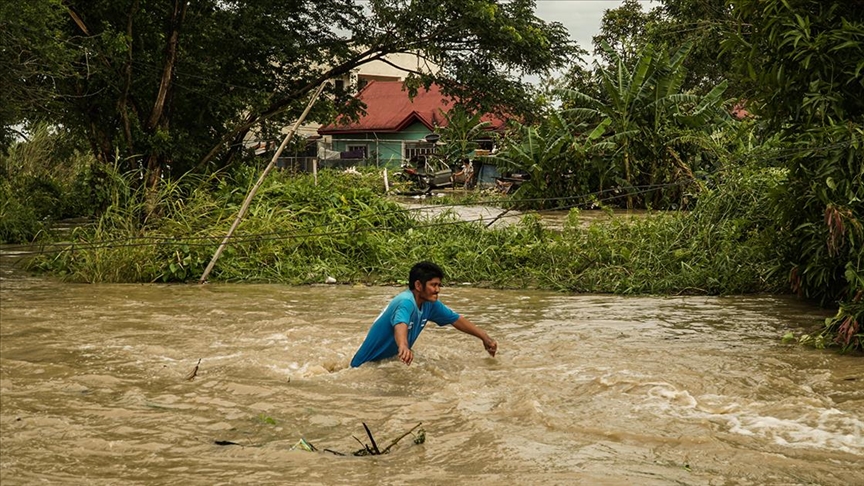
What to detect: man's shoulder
<box><xmin>389</xmin><ymin>289</ymin><xmax>416</xmax><ymax>309</ymax></box>
<box><xmin>391</xmin><ymin>288</ymin><xmax>412</xmax><ymax>301</ymax></box>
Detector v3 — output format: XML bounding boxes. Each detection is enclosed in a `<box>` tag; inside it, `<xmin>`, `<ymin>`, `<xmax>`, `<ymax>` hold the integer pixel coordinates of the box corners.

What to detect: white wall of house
<box><xmin>356</xmin><ymin>52</ymin><xmax>436</xmax><ymax>81</ymax></box>
<box><xmin>332</xmin><ymin>51</ymin><xmax>438</xmax><ymax>94</ymax></box>
<box><xmin>247</xmin><ymin>53</ymin><xmax>439</xmax><ymax>148</ymax></box>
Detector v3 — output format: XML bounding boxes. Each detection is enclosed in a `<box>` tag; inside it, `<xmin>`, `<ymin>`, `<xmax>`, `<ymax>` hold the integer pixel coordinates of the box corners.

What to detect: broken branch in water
<box><xmin>185</xmin><ymin>358</ymin><xmax>201</xmax><ymax>381</ymax></box>
<box><xmin>305</xmin><ymin>423</ymin><xmax>424</xmax><ymax>456</ymax></box>
<box><xmin>214</xmin><ymin>440</ymin><xmax>241</xmax><ymax>446</ymax></box>
<box><xmin>351</xmin><ymin>422</ymin><xmax>423</xmax><ymax>456</ymax></box>
<box><xmin>362</xmin><ymin>422</ymin><xmax>381</xmax><ymax>455</ymax></box>
<box><xmin>352</xmin><ymin>435</ymin><xmax>374</xmax><ymax>456</ymax></box>
<box><xmin>214</xmin><ymin>439</ymin><xmax>264</xmax><ymax>448</ymax></box>
<box><xmin>213</xmin><ymin>440</ymin><xmax>243</xmax><ymax>447</ymax></box>
<box><xmin>381</xmin><ymin>422</ymin><xmax>423</xmax><ymax>454</ymax></box>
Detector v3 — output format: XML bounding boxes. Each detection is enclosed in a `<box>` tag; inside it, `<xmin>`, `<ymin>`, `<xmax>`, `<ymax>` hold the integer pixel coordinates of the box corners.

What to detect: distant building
<box><xmin>294</xmin><ymin>52</ymin><xmax>436</xmax><ymax>140</ymax></box>
<box><xmin>250</xmin><ymin>52</ymin><xmax>437</xmax><ymax>166</ymax></box>
<box><xmin>317</xmin><ymin>81</ymin><xmax>506</xmax><ymax>169</ymax></box>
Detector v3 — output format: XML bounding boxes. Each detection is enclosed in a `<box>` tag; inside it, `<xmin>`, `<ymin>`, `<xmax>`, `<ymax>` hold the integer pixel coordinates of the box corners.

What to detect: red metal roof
<box><xmin>318</xmin><ymin>81</ymin><xmax>505</xmax><ymax>134</ymax></box>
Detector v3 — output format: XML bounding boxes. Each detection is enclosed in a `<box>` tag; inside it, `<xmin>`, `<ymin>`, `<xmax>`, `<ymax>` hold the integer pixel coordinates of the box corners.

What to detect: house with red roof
<box><xmin>317</xmin><ymin>81</ymin><xmax>505</xmax><ymax>168</ymax></box>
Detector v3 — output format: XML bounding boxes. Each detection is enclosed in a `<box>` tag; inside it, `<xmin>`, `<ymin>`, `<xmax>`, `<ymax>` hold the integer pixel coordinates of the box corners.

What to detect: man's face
<box><xmin>415</xmin><ymin>277</ymin><xmax>442</xmax><ymax>303</ymax></box>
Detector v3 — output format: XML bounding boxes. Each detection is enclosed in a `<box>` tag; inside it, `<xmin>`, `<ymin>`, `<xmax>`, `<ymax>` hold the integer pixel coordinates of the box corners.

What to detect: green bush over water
<box><xmin>31</xmin><ymin>165</ymin><xmax>786</xmax><ymax>298</ymax></box>
<box><xmin>0</xmin><ymin>126</ymin><xmax>110</xmax><ymax>243</ymax></box>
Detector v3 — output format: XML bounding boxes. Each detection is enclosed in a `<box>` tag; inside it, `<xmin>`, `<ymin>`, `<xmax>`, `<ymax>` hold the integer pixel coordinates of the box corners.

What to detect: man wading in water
<box><xmin>350</xmin><ymin>261</ymin><xmax>498</xmax><ymax>367</ymax></box>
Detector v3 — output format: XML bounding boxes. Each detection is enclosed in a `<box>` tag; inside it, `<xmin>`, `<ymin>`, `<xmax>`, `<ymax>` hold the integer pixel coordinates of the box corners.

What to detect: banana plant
<box><xmin>491</xmin><ymin>111</ymin><xmax>576</xmax><ymax>207</ymax></box>
<box><xmin>436</xmin><ymin>105</ymin><xmax>493</xmax><ymax>167</ymax></box>
<box><xmin>561</xmin><ymin>40</ymin><xmax>729</xmax><ymax>208</ymax></box>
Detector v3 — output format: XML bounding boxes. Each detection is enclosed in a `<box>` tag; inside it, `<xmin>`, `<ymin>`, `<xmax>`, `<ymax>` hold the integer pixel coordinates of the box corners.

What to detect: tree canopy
<box><xmin>1</xmin><ymin>0</ymin><xmax>577</xmax><ymax>187</ymax></box>
<box><xmin>574</xmin><ymin>0</ymin><xmax>740</xmax><ymax>98</ymax></box>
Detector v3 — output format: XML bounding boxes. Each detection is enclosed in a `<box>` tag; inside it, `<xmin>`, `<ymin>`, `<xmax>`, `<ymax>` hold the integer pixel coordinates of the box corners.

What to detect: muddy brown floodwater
<box><xmin>1</xmin><ymin>265</ymin><xmax>862</xmax><ymax>485</ymax></box>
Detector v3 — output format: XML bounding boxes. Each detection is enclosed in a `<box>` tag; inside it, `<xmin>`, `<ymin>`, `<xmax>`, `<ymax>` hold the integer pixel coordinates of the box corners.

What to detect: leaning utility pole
<box><xmin>199</xmin><ymin>82</ymin><xmax>327</xmax><ymax>284</ymax></box>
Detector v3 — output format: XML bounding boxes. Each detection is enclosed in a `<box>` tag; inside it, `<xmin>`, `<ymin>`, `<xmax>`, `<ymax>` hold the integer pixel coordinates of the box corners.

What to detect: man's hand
<box><xmin>483</xmin><ymin>338</ymin><xmax>497</xmax><ymax>357</ymax></box>
<box><xmin>398</xmin><ymin>344</ymin><xmax>413</xmax><ymax>365</ymax></box>
<box><xmin>452</xmin><ymin>316</ymin><xmax>498</xmax><ymax>359</ymax></box>
<box><xmin>394</xmin><ymin>323</ymin><xmax>412</xmax><ymax>365</ymax></box>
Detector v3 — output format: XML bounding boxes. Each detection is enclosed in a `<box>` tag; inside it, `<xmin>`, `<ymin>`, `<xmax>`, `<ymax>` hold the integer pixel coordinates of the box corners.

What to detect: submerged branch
<box><xmin>381</xmin><ymin>422</ymin><xmax>423</xmax><ymax>454</ymax></box>
<box><xmin>185</xmin><ymin>358</ymin><xmax>201</xmax><ymax>381</ymax></box>
<box><xmin>362</xmin><ymin>422</ymin><xmax>381</xmax><ymax>454</ymax></box>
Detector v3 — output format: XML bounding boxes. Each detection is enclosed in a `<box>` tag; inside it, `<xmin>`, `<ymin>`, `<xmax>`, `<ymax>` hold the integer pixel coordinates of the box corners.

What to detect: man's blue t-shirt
<box><xmin>350</xmin><ymin>289</ymin><xmax>460</xmax><ymax>367</ymax></box>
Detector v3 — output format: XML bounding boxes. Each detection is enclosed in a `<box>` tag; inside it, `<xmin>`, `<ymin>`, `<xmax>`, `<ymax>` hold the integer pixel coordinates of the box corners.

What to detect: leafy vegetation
<box><xmin>29</xmin><ymin>166</ymin><xmax>784</xmax><ymax>302</ymax></box>
<box><xmin>495</xmin><ymin>41</ymin><xmax>731</xmax><ymax>211</ymax></box>
<box><xmin>589</xmin><ymin>0</ymin><xmax>742</xmax><ymax>97</ymax></box>
<box><xmin>727</xmin><ymin>0</ymin><xmax>863</xmax><ymax>351</ymax></box>
<box><xmin>435</xmin><ymin>106</ymin><xmax>493</xmax><ymax>167</ymax></box>
<box><xmin>0</xmin><ymin>126</ymin><xmax>110</xmax><ymax>243</ymax></box>
<box><xmin>1</xmin><ymin>0</ymin><xmax>576</xmax><ymax>192</ymax></box>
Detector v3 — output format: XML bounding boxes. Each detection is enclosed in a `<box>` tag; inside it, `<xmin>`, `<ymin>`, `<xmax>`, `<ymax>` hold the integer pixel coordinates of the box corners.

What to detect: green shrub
<box><xmin>0</xmin><ymin>125</ymin><xmax>106</xmax><ymax>243</ymax></box>
<box><xmin>0</xmin><ymin>180</ymin><xmax>41</xmax><ymax>243</ymax></box>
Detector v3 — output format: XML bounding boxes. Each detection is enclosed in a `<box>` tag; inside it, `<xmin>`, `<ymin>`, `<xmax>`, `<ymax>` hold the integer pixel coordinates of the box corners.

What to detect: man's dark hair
<box><xmin>408</xmin><ymin>261</ymin><xmax>444</xmax><ymax>289</ymax></box>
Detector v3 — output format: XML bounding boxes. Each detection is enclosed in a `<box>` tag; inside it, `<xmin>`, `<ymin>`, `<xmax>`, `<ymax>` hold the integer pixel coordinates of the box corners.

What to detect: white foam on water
<box><xmin>259</xmin><ymin>333</ymin><xmax>290</xmax><ymax>345</ymax></box>
<box><xmin>267</xmin><ymin>361</ymin><xmax>333</xmax><ymax>378</ymax></box>
<box><xmin>726</xmin><ymin>409</ymin><xmax>864</xmax><ymax>453</ymax></box>
<box><xmin>639</xmin><ymin>383</ymin><xmax>864</xmax><ymax>454</ymax></box>
<box><xmin>646</xmin><ymin>384</ymin><xmax>698</xmax><ymax>409</ymax></box>
<box><xmin>197</xmin><ymin>352</ymin><xmax>243</xmax><ymax>361</ymax></box>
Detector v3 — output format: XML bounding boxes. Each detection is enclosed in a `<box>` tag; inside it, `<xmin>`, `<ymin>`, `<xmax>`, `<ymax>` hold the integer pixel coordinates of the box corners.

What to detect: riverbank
<box><xmin>18</xmin><ymin>168</ymin><xmax>780</xmax><ymax>292</ymax></box>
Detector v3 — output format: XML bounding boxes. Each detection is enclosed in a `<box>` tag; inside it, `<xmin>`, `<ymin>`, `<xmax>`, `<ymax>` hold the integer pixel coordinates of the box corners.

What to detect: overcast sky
<box><xmin>534</xmin><ymin>0</ymin><xmax>657</xmax><ymax>64</ymax></box>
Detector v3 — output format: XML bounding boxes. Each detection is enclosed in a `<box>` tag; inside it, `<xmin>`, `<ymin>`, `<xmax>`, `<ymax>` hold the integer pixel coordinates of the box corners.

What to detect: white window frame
<box><xmin>346</xmin><ymin>144</ymin><xmax>368</xmax><ymax>158</ymax></box>
<box><xmin>404</xmin><ymin>142</ymin><xmax>436</xmax><ymax>160</ymax></box>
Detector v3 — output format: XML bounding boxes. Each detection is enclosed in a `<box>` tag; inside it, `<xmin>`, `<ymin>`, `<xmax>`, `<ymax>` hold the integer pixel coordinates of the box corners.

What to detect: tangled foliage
<box><xmin>32</xmin><ymin>165</ymin><xmax>785</xmax><ymax>303</ymax></box>
<box><xmin>728</xmin><ymin>0</ymin><xmax>863</xmax><ymax>351</ymax></box>
<box><xmin>0</xmin><ymin>126</ymin><xmax>111</xmax><ymax>243</ymax></box>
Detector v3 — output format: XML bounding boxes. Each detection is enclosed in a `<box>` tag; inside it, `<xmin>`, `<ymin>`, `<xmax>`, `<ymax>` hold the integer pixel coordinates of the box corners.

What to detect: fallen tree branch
<box><xmin>294</xmin><ymin>422</ymin><xmax>424</xmax><ymax>456</ymax></box>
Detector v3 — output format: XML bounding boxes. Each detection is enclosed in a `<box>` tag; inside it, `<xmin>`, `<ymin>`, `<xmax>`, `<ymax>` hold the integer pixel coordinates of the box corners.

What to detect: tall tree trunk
<box><xmin>143</xmin><ymin>0</ymin><xmax>188</xmax><ymax>217</ymax></box>
<box><xmin>147</xmin><ymin>0</ymin><xmax>187</xmax><ymax>134</ymax></box>
<box><xmin>218</xmin><ymin>127</ymin><xmax>253</xmax><ymax>171</ymax></box>
<box><xmin>118</xmin><ymin>0</ymin><xmax>140</xmax><ymax>159</ymax></box>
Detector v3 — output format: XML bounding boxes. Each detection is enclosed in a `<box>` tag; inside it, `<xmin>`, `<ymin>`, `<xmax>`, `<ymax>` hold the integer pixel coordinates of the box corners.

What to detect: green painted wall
<box><xmin>328</xmin><ymin>122</ymin><xmax>432</xmax><ymax>168</ymax></box>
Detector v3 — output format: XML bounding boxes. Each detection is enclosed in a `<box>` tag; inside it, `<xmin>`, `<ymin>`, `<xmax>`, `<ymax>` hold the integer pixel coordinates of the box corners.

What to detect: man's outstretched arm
<box><xmin>393</xmin><ymin>323</ymin><xmax>413</xmax><ymax>365</ymax></box>
<box><xmin>451</xmin><ymin>316</ymin><xmax>497</xmax><ymax>357</ymax></box>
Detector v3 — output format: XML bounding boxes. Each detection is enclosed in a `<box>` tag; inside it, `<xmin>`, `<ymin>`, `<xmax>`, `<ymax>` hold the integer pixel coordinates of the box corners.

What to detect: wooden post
<box><xmin>199</xmin><ymin>82</ymin><xmax>327</xmax><ymax>284</ymax></box>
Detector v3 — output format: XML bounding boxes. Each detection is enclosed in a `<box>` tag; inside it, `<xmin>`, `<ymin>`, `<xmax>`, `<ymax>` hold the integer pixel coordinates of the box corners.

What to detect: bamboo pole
<box><xmin>199</xmin><ymin>82</ymin><xmax>327</xmax><ymax>284</ymax></box>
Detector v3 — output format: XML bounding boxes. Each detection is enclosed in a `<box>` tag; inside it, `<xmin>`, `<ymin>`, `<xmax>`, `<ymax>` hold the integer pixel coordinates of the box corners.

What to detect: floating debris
<box><xmin>185</xmin><ymin>358</ymin><xmax>201</xmax><ymax>381</ymax></box>
<box><xmin>291</xmin><ymin>438</ymin><xmax>317</xmax><ymax>452</ymax></box>
<box><xmin>214</xmin><ymin>440</ymin><xmax>242</xmax><ymax>447</ymax></box>
<box><xmin>293</xmin><ymin>422</ymin><xmax>424</xmax><ymax>456</ymax></box>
